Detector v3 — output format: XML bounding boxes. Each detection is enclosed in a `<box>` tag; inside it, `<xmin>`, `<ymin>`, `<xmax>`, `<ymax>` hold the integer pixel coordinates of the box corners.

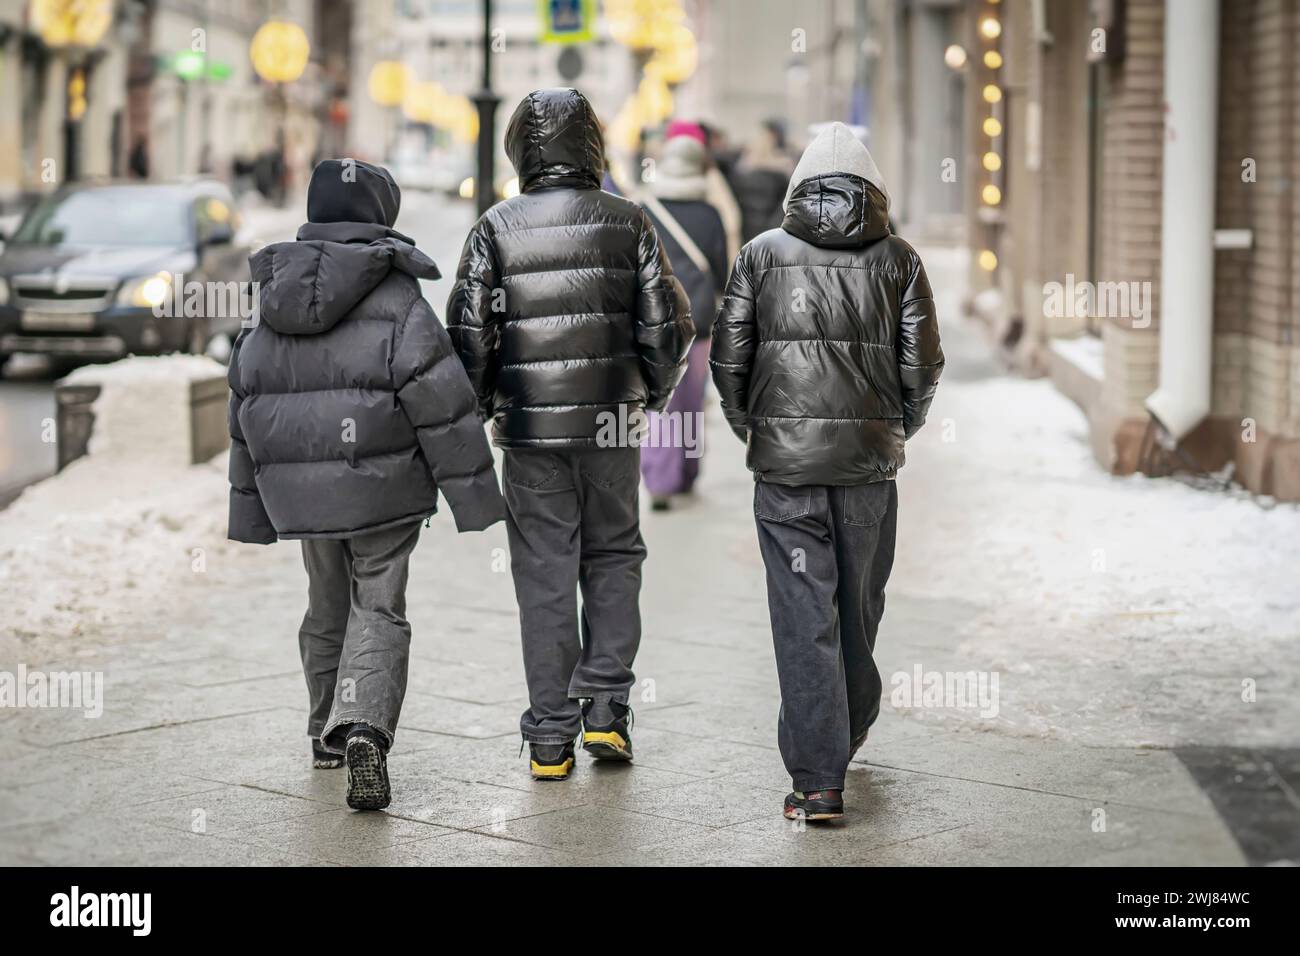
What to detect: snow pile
<box><xmin>63</xmin><ymin>354</ymin><xmax>226</xmax><ymax>465</ymax></box>
<box><xmin>897</xmin><ymin>373</ymin><xmax>1300</xmax><ymax>748</ymax></box>
<box><xmin>1</xmin><ymin>356</ymin><xmax>237</xmax><ymax>650</ymax></box>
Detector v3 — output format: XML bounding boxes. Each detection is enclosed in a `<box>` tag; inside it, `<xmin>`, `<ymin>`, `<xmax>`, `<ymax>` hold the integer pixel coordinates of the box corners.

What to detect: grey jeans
<box><xmin>753</xmin><ymin>480</ymin><xmax>898</xmax><ymax>792</ymax></box>
<box><xmin>504</xmin><ymin>447</ymin><xmax>646</xmax><ymax>744</ymax></box>
<box><xmin>298</xmin><ymin>521</ymin><xmax>421</xmax><ymax>753</ymax></box>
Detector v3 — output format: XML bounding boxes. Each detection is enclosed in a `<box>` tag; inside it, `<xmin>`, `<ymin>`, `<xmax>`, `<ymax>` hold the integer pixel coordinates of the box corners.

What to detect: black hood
<box><xmin>781</xmin><ymin>173</ymin><xmax>890</xmax><ymax>249</ymax></box>
<box><xmin>250</xmin><ymin>220</ymin><xmax>439</xmax><ymax>336</ymax></box>
<box><xmin>505</xmin><ymin>88</ymin><xmax>604</xmax><ymax>193</ymax></box>
<box><xmin>306</xmin><ymin>159</ymin><xmax>402</xmax><ymax>226</ymax></box>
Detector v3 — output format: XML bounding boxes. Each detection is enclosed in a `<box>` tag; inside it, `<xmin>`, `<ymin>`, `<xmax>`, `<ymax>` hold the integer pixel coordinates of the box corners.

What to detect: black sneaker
<box><xmin>581</xmin><ymin>698</ymin><xmax>633</xmax><ymax>761</ymax></box>
<box><xmin>529</xmin><ymin>742</ymin><xmax>575</xmax><ymax>781</ymax></box>
<box><xmin>312</xmin><ymin>738</ymin><xmax>344</xmax><ymax>770</ymax></box>
<box><xmin>783</xmin><ymin>789</ymin><xmax>844</xmax><ymax>822</ymax></box>
<box><xmin>344</xmin><ymin>727</ymin><xmax>390</xmax><ymax>811</ymax></box>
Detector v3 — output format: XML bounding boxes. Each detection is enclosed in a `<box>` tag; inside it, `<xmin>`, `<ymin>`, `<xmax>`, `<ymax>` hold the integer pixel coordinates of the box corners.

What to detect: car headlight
<box><xmin>0</xmin><ymin>277</ymin><xmax>9</xmax><ymax>306</ymax></box>
<box><xmin>116</xmin><ymin>272</ymin><xmax>173</xmax><ymax>310</ymax></box>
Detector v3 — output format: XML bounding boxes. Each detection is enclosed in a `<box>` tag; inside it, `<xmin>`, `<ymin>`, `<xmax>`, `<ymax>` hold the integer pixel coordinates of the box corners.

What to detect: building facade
<box><xmin>959</xmin><ymin>0</ymin><xmax>1300</xmax><ymax>500</ymax></box>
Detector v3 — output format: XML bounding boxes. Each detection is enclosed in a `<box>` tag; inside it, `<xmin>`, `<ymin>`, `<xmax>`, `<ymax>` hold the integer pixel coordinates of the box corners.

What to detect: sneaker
<box><xmin>344</xmin><ymin>727</ymin><xmax>391</xmax><ymax>811</ymax></box>
<box><xmin>650</xmin><ymin>495</ymin><xmax>671</xmax><ymax>512</ymax></box>
<box><xmin>581</xmin><ymin>698</ymin><xmax>633</xmax><ymax>761</ymax></box>
<box><xmin>529</xmin><ymin>742</ymin><xmax>575</xmax><ymax>781</ymax></box>
<box><xmin>783</xmin><ymin>789</ymin><xmax>844</xmax><ymax>821</ymax></box>
<box><xmin>312</xmin><ymin>738</ymin><xmax>344</xmax><ymax>770</ymax></box>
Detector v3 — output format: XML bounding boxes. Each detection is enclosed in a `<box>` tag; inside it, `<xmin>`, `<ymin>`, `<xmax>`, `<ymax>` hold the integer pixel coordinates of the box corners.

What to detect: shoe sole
<box><xmin>783</xmin><ymin>808</ymin><xmax>844</xmax><ymax>821</ymax></box>
<box><xmin>530</xmin><ymin>757</ymin><xmax>574</xmax><ymax>781</ymax></box>
<box><xmin>312</xmin><ymin>756</ymin><xmax>344</xmax><ymax>770</ymax></box>
<box><xmin>582</xmin><ymin>731</ymin><xmax>633</xmax><ymax>761</ymax></box>
<box><xmin>345</xmin><ymin>738</ymin><xmax>391</xmax><ymax>810</ymax></box>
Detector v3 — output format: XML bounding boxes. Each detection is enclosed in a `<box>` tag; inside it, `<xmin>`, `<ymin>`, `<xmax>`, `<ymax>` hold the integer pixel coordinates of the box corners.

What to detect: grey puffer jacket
<box><xmin>228</xmin><ymin>179</ymin><xmax>504</xmax><ymax>542</ymax></box>
<box><xmin>710</xmin><ymin>125</ymin><xmax>943</xmax><ymax>486</ymax></box>
<box><xmin>446</xmin><ymin>88</ymin><xmax>693</xmax><ymax>448</ymax></box>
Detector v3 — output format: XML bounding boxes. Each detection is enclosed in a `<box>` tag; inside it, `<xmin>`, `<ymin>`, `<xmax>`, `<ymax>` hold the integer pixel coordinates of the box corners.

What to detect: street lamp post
<box><xmin>471</xmin><ymin>0</ymin><xmax>501</xmax><ymax>217</ymax></box>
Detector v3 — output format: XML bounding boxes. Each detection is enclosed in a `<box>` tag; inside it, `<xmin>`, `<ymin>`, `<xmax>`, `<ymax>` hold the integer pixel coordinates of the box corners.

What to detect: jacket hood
<box><xmin>782</xmin><ymin>173</ymin><xmax>891</xmax><ymax>249</ymax></box>
<box><xmin>307</xmin><ymin>159</ymin><xmax>401</xmax><ymax>226</ymax></box>
<box><xmin>783</xmin><ymin>121</ymin><xmax>889</xmax><ymax>210</ymax></box>
<box><xmin>505</xmin><ymin>88</ymin><xmax>604</xmax><ymax>192</ymax></box>
<box><xmin>251</xmin><ymin>222</ymin><xmax>439</xmax><ymax>335</ymax></box>
<box><xmin>651</xmin><ymin>136</ymin><xmax>709</xmax><ymax>201</ymax></box>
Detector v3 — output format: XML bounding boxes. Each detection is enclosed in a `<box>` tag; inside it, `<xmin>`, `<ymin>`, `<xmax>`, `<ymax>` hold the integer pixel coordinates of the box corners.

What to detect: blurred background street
<box><xmin>0</xmin><ymin>0</ymin><xmax>1298</xmax><ymax>866</ymax></box>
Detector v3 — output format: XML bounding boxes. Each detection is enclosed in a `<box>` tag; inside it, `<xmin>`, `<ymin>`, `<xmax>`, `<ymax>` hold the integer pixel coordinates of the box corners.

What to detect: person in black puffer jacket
<box><xmin>228</xmin><ymin>158</ymin><xmax>505</xmax><ymax>808</ymax></box>
<box><xmin>447</xmin><ymin>88</ymin><xmax>692</xmax><ymax>779</ymax></box>
<box><xmin>710</xmin><ymin>123</ymin><xmax>943</xmax><ymax>823</ymax></box>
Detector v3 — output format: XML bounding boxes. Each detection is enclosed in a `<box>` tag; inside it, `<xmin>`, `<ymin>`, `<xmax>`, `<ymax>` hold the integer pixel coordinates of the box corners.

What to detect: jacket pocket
<box><xmin>505</xmin><ymin>451</ymin><xmax>567</xmax><ymax>491</ymax></box>
<box><xmin>841</xmin><ymin>481</ymin><xmax>891</xmax><ymax>527</ymax></box>
<box><xmin>754</xmin><ymin>482</ymin><xmax>813</xmax><ymax>522</ymax></box>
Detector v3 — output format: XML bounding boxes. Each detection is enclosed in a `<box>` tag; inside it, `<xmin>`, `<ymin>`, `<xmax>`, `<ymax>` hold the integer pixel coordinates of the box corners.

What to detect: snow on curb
<box><xmin>2</xmin><ymin>356</ymin><xmax>236</xmax><ymax>646</ymax></box>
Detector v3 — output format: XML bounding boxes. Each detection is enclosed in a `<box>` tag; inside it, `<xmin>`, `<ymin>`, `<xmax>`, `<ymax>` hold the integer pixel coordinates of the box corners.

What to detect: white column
<box><xmin>1145</xmin><ymin>0</ymin><xmax>1220</xmax><ymax>442</ymax></box>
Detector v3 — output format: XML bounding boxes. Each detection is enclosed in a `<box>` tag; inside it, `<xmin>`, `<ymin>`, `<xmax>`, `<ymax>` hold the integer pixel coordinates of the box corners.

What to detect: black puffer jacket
<box><xmin>446</xmin><ymin>88</ymin><xmax>693</xmax><ymax>448</ymax></box>
<box><xmin>228</xmin><ymin>160</ymin><xmax>504</xmax><ymax>543</ymax></box>
<box><xmin>710</xmin><ymin>172</ymin><xmax>944</xmax><ymax>485</ymax></box>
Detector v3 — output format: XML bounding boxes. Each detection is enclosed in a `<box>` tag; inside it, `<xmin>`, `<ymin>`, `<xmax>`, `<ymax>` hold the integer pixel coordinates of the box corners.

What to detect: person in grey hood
<box><xmin>228</xmin><ymin>158</ymin><xmax>505</xmax><ymax>811</ymax></box>
<box><xmin>711</xmin><ymin>122</ymin><xmax>943</xmax><ymax>822</ymax></box>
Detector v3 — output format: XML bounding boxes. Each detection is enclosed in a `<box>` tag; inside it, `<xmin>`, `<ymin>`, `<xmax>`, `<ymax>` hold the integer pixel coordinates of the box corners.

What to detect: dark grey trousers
<box><xmin>753</xmin><ymin>480</ymin><xmax>898</xmax><ymax>792</ymax></box>
<box><xmin>298</xmin><ymin>521</ymin><xmax>421</xmax><ymax>753</ymax></box>
<box><xmin>504</xmin><ymin>447</ymin><xmax>646</xmax><ymax>744</ymax></box>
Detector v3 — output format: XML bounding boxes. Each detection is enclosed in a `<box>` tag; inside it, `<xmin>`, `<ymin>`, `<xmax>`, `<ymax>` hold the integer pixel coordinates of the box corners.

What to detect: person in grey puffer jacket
<box><xmin>710</xmin><ymin>123</ymin><xmax>943</xmax><ymax>823</ymax></box>
<box><xmin>228</xmin><ymin>158</ymin><xmax>505</xmax><ymax>810</ymax></box>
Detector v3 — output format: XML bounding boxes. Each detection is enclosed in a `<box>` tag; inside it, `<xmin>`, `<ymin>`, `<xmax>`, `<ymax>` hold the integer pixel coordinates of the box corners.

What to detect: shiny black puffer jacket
<box><xmin>446</xmin><ymin>88</ymin><xmax>693</xmax><ymax>448</ymax></box>
<box><xmin>710</xmin><ymin>173</ymin><xmax>944</xmax><ymax>485</ymax></box>
<box><xmin>228</xmin><ymin>220</ymin><xmax>504</xmax><ymax>543</ymax></box>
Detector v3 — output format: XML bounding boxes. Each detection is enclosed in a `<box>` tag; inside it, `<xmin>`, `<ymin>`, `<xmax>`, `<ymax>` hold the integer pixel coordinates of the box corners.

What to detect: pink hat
<box><xmin>664</xmin><ymin>120</ymin><xmax>706</xmax><ymax>145</ymax></box>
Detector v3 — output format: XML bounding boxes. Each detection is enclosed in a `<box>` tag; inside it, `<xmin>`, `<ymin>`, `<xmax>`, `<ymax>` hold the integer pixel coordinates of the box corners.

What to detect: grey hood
<box><xmin>783</xmin><ymin>121</ymin><xmax>889</xmax><ymax>211</ymax></box>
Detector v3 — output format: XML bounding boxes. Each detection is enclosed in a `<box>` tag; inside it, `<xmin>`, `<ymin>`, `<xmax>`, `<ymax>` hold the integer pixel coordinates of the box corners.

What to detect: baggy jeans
<box><xmin>753</xmin><ymin>480</ymin><xmax>898</xmax><ymax>792</ymax></box>
<box><xmin>504</xmin><ymin>447</ymin><xmax>646</xmax><ymax>744</ymax></box>
<box><xmin>298</xmin><ymin>520</ymin><xmax>422</xmax><ymax>753</ymax></box>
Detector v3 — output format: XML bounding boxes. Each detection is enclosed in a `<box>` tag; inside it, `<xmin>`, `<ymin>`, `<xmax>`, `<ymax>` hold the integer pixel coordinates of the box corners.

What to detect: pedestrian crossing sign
<box><xmin>539</xmin><ymin>0</ymin><xmax>595</xmax><ymax>45</ymax></box>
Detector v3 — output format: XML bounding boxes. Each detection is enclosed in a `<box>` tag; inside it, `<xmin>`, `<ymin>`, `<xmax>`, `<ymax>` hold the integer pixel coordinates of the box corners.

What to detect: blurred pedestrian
<box><xmin>639</xmin><ymin>134</ymin><xmax>728</xmax><ymax>510</ymax></box>
<box><xmin>669</xmin><ymin>119</ymin><xmax>742</xmax><ymax>263</ymax></box>
<box><xmin>128</xmin><ymin>136</ymin><xmax>149</xmax><ymax>180</ymax></box>
<box><xmin>710</xmin><ymin>122</ymin><xmax>944</xmax><ymax>822</ymax></box>
<box><xmin>227</xmin><ymin>159</ymin><xmax>504</xmax><ymax>810</ymax></box>
<box><xmin>729</xmin><ymin>119</ymin><xmax>794</xmax><ymax>243</ymax></box>
<box><xmin>447</xmin><ymin>88</ymin><xmax>692</xmax><ymax>782</ymax></box>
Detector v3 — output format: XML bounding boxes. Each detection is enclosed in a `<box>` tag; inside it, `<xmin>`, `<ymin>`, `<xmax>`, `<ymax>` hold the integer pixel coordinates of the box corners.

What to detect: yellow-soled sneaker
<box><xmin>581</xmin><ymin>698</ymin><xmax>633</xmax><ymax>762</ymax></box>
<box><xmin>529</xmin><ymin>742</ymin><xmax>575</xmax><ymax>781</ymax></box>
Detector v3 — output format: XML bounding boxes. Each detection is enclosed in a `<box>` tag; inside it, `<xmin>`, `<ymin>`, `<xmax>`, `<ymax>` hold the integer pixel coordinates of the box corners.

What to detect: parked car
<box><xmin>0</xmin><ymin>180</ymin><xmax>253</xmax><ymax>367</ymax></box>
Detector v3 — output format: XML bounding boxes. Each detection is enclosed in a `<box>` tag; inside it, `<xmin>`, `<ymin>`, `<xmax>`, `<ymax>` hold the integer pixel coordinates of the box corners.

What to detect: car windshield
<box><xmin>11</xmin><ymin>189</ymin><xmax>191</xmax><ymax>247</ymax></box>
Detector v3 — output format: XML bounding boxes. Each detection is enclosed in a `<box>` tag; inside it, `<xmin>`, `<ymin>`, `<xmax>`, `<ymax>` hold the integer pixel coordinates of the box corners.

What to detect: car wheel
<box><xmin>186</xmin><ymin>319</ymin><xmax>209</xmax><ymax>356</ymax></box>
